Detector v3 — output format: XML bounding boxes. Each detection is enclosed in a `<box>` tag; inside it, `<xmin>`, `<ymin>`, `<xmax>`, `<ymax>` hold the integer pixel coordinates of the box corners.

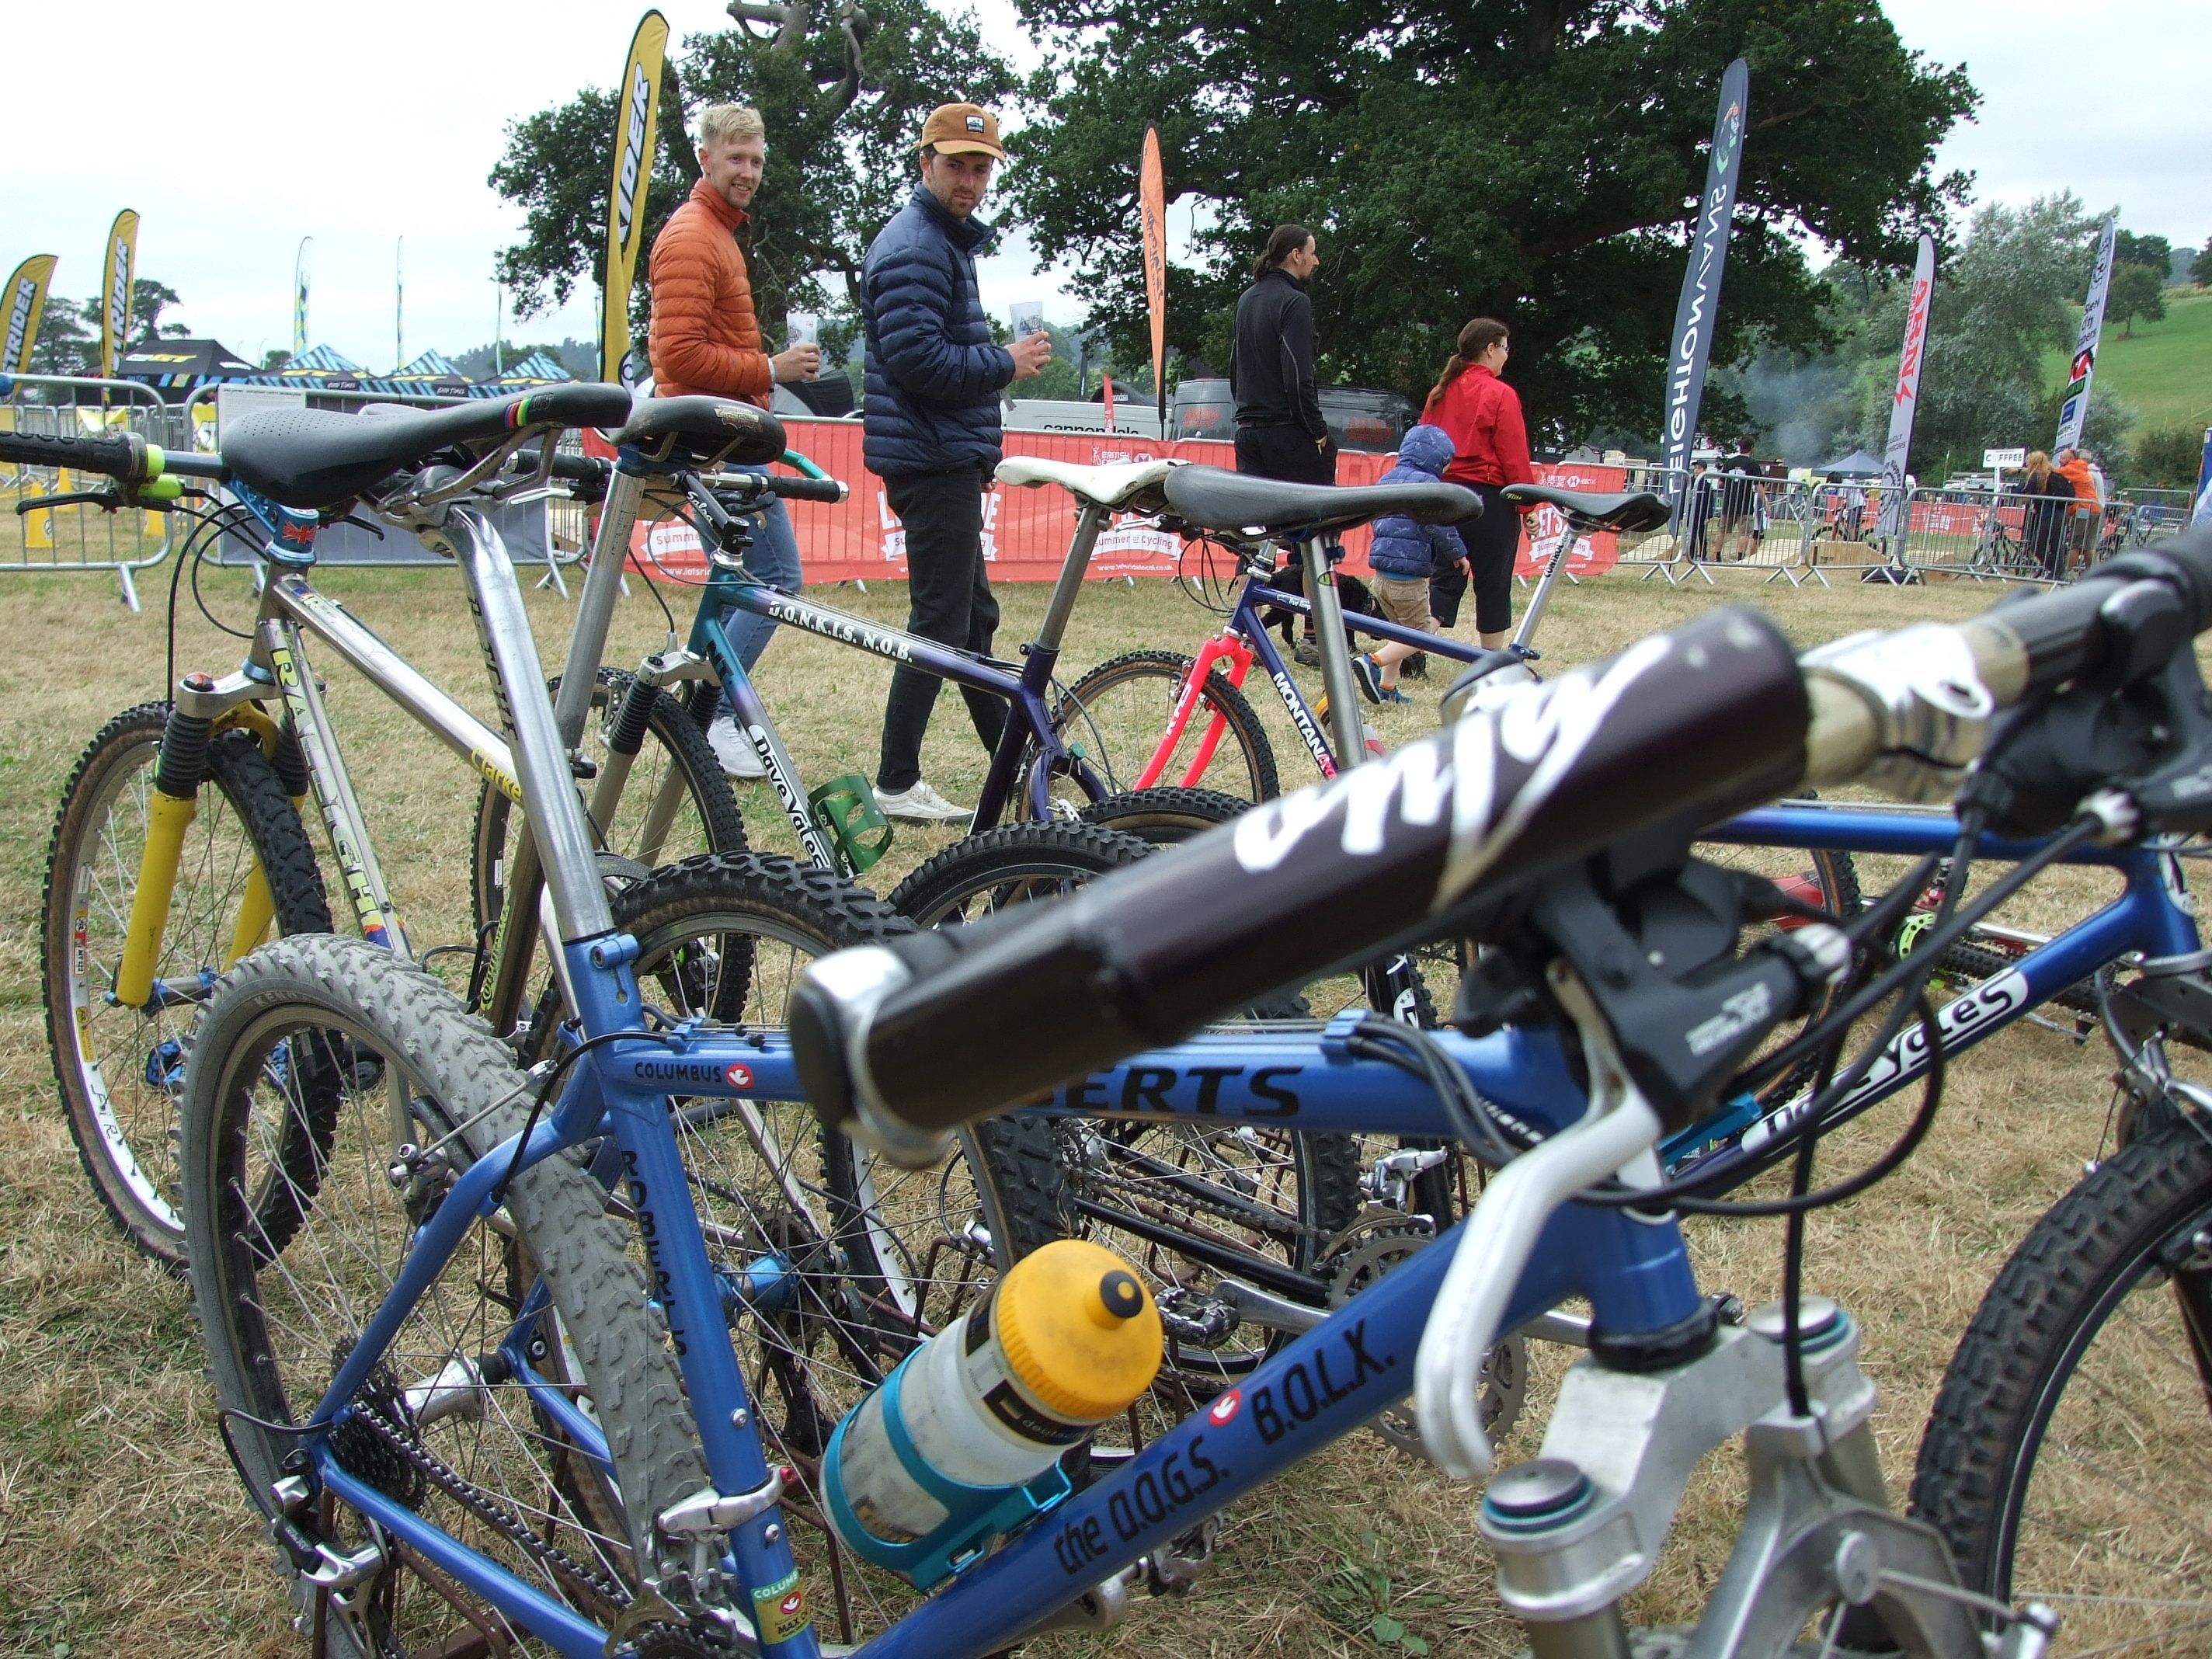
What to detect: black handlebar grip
<box><xmin>550</xmin><ymin>452</ymin><xmax>612</xmax><ymax>486</ymax></box>
<box><xmin>769</xmin><ymin>475</ymin><xmax>848</xmax><ymax>505</ymax></box>
<box><xmin>0</xmin><ymin>428</ymin><xmax>145</xmax><ymax>482</ymax></box>
<box><xmin>793</xmin><ymin>605</ymin><xmax>1812</xmax><ymax>1135</ymax></box>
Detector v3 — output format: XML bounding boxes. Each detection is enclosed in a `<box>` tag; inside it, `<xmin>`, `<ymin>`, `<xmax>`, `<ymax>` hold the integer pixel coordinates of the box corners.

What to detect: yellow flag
<box><xmin>2</xmin><ymin>253</ymin><xmax>57</xmax><ymax>377</ymax></box>
<box><xmin>602</xmin><ymin>12</ymin><xmax>669</xmax><ymax>385</ymax></box>
<box><xmin>100</xmin><ymin>210</ymin><xmax>139</xmax><ymax>382</ymax></box>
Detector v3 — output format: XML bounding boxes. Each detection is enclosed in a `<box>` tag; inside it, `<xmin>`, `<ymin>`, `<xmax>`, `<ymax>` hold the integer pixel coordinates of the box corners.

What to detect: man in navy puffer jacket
<box><xmin>861</xmin><ymin>102</ymin><xmax>1051</xmax><ymax>822</ymax></box>
<box><xmin>1358</xmin><ymin>423</ymin><xmax>1469</xmax><ymax>700</ymax></box>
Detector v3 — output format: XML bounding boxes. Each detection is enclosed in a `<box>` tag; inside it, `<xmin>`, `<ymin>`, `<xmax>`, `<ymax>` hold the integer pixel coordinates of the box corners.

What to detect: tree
<box><xmin>26</xmin><ymin>277</ymin><xmax>187</xmax><ymax>377</ymax></box>
<box><xmin>2131</xmin><ymin>425</ymin><xmax>2204</xmax><ymax>492</ymax></box>
<box><xmin>490</xmin><ymin>2</ymin><xmax>1018</xmax><ymax>351</ymax></box>
<box><xmin>260</xmin><ymin>348</ymin><xmax>293</xmax><ymax>371</ymax></box>
<box><xmin>2106</xmin><ymin>260</ymin><xmax>2165</xmax><ymax>338</ymax></box>
<box><xmin>1852</xmin><ymin>195</ymin><xmax>2108</xmax><ymax>479</ymax></box>
<box><xmin>2112</xmin><ymin>229</ymin><xmax>2172</xmax><ymax>275</ymax></box>
<box><xmin>1005</xmin><ymin>0</ymin><xmax>1974</xmax><ymax>440</ymax></box>
<box><xmin>2194</xmin><ymin>238</ymin><xmax>2212</xmax><ymax>287</ymax></box>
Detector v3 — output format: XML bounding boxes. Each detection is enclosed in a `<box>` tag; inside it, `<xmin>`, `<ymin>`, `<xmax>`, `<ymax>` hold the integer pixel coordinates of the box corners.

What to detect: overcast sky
<box><xmin>2</xmin><ymin>1</ymin><xmax>2203</xmax><ymax>373</ymax></box>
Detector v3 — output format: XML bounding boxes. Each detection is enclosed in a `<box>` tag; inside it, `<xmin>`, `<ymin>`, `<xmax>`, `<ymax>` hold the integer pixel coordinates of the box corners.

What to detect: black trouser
<box><xmin>1235</xmin><ymin>422</ymin><xmax>1338</xmax><ymax>485</ymax></box>
<box><xmin>876</xmin><ymin>467</ymin><xmax>1006</xmax><ymax>793</ymax></box>
<box><xmin>1429</xmin><ymin>482</ymin><xmax>1516</xmax><ymax>635</ymax></box>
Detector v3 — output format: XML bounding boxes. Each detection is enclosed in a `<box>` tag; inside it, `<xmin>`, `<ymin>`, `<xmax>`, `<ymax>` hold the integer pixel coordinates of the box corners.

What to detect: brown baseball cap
<box><xmin>918</xmin><ymin>103</ymin><xmax>1006</xmax><ymax>159</ymax></box>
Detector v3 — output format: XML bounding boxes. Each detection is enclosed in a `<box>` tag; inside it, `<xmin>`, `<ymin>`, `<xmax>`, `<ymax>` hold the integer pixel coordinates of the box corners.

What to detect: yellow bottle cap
<box><xmin>993</xmin><ymin>1239</ymin><xmax>1163</xmax><ymax>1423</ymax></box>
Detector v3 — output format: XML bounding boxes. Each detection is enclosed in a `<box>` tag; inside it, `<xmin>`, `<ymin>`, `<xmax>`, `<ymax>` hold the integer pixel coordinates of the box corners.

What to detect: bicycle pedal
<box><xmin>1143</xmin><ymin>1515</ymin><xmax>1220</xmax><ymax>1596</ymax></box>
<box><xmin>1154</xmin><ymin>1288</ymin><xmax>1239</xmax><ymax>1348</ymax></box>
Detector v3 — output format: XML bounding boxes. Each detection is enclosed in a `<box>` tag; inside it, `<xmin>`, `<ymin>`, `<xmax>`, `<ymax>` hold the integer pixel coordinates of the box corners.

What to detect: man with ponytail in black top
<box><xmin>1230</xmin><ymin>225</ymin><xmax>1335</xmax><ymax>485</ymax></box>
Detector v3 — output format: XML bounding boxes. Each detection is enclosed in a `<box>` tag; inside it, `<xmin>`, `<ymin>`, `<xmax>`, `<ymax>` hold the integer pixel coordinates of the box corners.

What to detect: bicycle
<box><xmin>794</xmin><ymin>523</ymin><xmax>2212</xmax><ymax>1659</ymax></box>
<box><xmin>480</xmin><ymin>447</ymin><xmax>1276</xmax><ymax>937</ymax></box>
<box><xmin>21</xmin><ymin>391</ymin><xmax>812</xmax><ymax>1265</ymax></box>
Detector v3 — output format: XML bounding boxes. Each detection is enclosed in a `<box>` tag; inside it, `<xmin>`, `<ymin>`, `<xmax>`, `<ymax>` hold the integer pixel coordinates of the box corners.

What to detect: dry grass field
<box><xmin>0</xmin><ymin>549</ymin><xmax>2153</xmax><ymax>1657</ymax></box>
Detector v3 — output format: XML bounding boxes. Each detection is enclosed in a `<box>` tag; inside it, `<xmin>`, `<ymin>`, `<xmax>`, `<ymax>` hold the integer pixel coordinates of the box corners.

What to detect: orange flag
<box><xmin>1139</xmin><ymin>127</ymin><xmax>1168</xmax><ymax>433</ymax></box>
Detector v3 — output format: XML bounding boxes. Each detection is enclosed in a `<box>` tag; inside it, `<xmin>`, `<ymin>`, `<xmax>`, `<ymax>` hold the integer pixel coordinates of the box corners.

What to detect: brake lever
<box><xmin>1413</xmin><ymin>962</ymin><xmax>1664</xmax><ymax>1480</ymax></box>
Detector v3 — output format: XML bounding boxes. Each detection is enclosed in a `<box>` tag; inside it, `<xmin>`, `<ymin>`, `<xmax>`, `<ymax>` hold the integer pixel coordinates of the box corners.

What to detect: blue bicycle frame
<box><xmin>300</xmin><ymin>793</ymin><xmax>2190</xmax><ymax>1658</ymax></box>
<box><xmin>1671</xmin><ymin>799</ymin><xmax>2200</xmax><ymax>1183</ymax></box>
<box><xmin>306</xmin><ymin>969</ymin><xmax>1702</xmax><ymax>1659</ymax></box>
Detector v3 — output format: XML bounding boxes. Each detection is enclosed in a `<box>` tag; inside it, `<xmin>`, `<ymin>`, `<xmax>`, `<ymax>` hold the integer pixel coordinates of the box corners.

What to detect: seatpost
<box><xmin>436</xmin><ymin>507</ymin><xmax>617</xmax><ymax>946</ymax></box>
<box><xmin>550</xmin><ymin>465</ymin><xmax>649</xmax><ymax>749</ymax></box>
<box><xmin>1301</xmin><ymin>534</ymin><xmax>1370</xmax><ymax>766</ymax></box>
<box><xmin>1031</xmin><ymin>503</ymin><xmax>1109</xmax><ymax>655</ymax></box>
<box><xmin>1513</xmin><ymin>527</ymin><xmax>1578</xmax><ymax>654</ymax></box>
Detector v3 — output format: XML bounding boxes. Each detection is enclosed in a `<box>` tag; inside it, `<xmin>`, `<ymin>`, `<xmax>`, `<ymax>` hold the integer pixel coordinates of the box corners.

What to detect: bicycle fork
<box><xmin>110</xmin><ymin>673</ymin><xmax>322</xmax><ymax>1010</ymax></box>
<box><xmin>1480</xmin><ymin>1302</ymin><xmax>2056</xmax><ymax>1659</ymax></box>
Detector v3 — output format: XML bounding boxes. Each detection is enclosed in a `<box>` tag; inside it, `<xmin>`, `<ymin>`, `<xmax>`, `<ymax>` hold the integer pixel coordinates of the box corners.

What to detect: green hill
<box><xmin>2046</xmin><ymin>285</ymin><xmax>2212</xmax><ymax>433</ymax></box>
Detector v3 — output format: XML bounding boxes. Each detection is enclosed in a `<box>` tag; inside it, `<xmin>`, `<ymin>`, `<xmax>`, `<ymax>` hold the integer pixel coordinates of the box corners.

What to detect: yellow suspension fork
<box><xmin>112</xmin><ymin>701</ymin><xmax>220</xmax><ymax>1009</ymax></box>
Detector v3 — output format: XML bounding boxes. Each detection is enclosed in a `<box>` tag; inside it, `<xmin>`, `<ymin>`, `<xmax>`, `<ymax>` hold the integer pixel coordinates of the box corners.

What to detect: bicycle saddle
<box><xmin>994</xmin><ymin>456</ymin><xmax>1181</xmax><ymax>510</ymax></box>
<box><xmin>224</xmin><ymin>383</ymin><xmax>636</xmax><ymax>510</ymax></box>
<box><xmin>1501</xmin><ymin>484</ymin><xmax>1671</xmax><ymax>531</ymax></box>
<box><xmin>1160</xmin><ymin>464</ymin><xmax>1478</xmax><ymax>537</ymax></box>
<box><xmin>614</xmin><ymin>395</ymin><xmax>785</xmax><ymax>468</ymax></box>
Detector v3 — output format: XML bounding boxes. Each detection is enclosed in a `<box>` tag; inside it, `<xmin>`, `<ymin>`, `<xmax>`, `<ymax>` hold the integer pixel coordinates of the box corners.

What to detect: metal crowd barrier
<box><xmin>1882</xmin><ymin>482</ymin><xmax>2200</xmax><ymax>586</ymax></box>
<box><xmin>0</xmin><ymin>376</ymin><xmax>190</xmax><ymax>608</ymax></box>
<box><xmin>1609</xmin><ymin>468</ymin><xmax>1835</xmax><ymax>587</ymax></box>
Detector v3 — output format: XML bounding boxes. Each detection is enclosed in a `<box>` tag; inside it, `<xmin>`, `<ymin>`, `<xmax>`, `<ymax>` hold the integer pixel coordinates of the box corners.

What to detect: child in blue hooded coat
<box><xmin>1358</xmin><ymin>423</ymin><xmax>1468</xmax><ymax>701</ymax></box>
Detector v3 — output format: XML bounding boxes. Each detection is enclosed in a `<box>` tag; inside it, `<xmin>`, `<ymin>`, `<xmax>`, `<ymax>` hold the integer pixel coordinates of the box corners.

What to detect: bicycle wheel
<box><xmin>520</xmin><ymin>852</ymin><xmax>1056</xmax><ymax>1644</ymax></box>
<box><xmin>1047</xmin><ymin>649</ymin><xmax>1280</xmax><ymax>807</ymax></box>
<box><xmin>181</xmin><ymin>936</ymin><xmax>708</xmax><ymax>1657</ymax></box>
<box><xmin>1076</xmin><ymin>784</ymin><xmax>1254</xmax><ymax>847</ymax></box>
<box><xmin>470</xmin><ymin>669</ymin><xmax>746</xmax><ymax>938</ymax></box>
<box><xmin>889</xmin><ymin>822</ymin><xmax>1366</xmax><ymax>1414</ymax></box>
<box><xmin>44</xmin><ymin>701</ymin><xmax>334</xmax><ymax>1268</ymax></box>
<box><xmin>1912</xmin><ymin>1118</ymin><xmax>2212</xmax><ymax>1657</ymax></box>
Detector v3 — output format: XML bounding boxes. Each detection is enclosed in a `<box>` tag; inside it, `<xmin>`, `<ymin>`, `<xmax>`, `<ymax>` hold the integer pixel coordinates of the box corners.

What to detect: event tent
<box><xmin>384</xmin><ymin>349</ymin><xmax>479</xmax><ymax>400</ymax></box>
<box><xmin>478</xmin><ymin>350</ymin><xmax>576</xmax><ymax>391</ymax></box>
<box><xmin>249</xmin><ymin>343</ymin><xmax>377</xmax><ymax>393</ymax></box>
<box><xmin>117</xmin><ymin>337</ymin><xmax>260</xmax><ymax>397</ymax></box>
<box><xmin>1821</xmin><ymin>449</ymin><xmax>1885</xmax><ymax>478</ymax></box>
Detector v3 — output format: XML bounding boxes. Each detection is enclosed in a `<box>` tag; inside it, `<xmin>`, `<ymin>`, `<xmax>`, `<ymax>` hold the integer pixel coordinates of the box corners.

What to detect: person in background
<box><xmin>1230</xmin><ymin>224</ymin><xmax>1333</xmax><ymax>484</ymax></box>
<box><xmin>1683</xmin><ymin>458</ymin><xmax>1717</xmax><ymax>562</ymax></box>
<box><xmin>2057</xmin><ymin>445</ymin><xmax>2100</xmax><ymax>570</ymax></box>
<box><xmin>1421</xmin><ymin>317</ymin><xmax>1534</xmax><ymax>649</ymax></box>
<box><xmin>2015</xmin><ymin>449</ymin><xmax>2075</xmax><ymax>580</ymax></box>
<box><xmin>1717</xmin><ymin>434</ymin><xmax>1762</xmax><ymax>559</ymax></box>
<box><xmin>1354</xmin><ymin>423</ymin><xmax>1466</xmax><ymax>703</ymax></box>
<box><xmin>861</xmin><ymin>101</ymin><xmax>1052</xmax><ymax>823</ymax></box>
<box><xmin>649</xmin><ymin>101</ymin><xmax>823</xmax><ymax>780</ymax></box>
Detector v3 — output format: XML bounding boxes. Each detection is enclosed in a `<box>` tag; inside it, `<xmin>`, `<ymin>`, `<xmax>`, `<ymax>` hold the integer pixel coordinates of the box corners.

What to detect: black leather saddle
<box><xmin>614</xmin><ymin>395</ymin><xmax>786</xmax><ymax>469</ymax></box>
<box><xmin>1501</xmin><ymin>484</ymin><xmax>1670</xmax><ymax>531</ymax></box>
<box><xmin>224</xmin><ymin>382</ymin><xmax>636</xmax><ymax>510</ymax></box>
<box><xmin>1160</xmin><ymin>463</ymin><xmax>1480</xmax><ymax>538</ymax></box>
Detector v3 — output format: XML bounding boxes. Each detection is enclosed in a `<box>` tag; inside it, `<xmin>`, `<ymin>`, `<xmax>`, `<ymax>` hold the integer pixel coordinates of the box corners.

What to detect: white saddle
<box><xmin>994</xmin><ymin>455</ymin><xmax>1181</xmax><ymax>509</ymax></box>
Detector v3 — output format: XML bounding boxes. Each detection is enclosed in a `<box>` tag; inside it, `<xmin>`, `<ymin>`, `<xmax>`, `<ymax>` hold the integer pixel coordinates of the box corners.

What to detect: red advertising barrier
<box><xmin>631</xmin><ymin>417</ymin><xmax>1630</xmax><ymax>583</ymax></box>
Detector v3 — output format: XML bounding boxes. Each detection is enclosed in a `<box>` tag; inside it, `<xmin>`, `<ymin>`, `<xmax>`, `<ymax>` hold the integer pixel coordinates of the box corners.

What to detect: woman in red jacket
<box><xmin>1422</xmin><ymin>318</ymin><xmax>1534</xmax><ymax>649</ymax></box>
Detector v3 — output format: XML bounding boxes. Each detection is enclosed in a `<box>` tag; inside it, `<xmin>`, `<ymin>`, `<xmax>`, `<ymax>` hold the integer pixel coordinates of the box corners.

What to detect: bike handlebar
<box><xmin>790</xmin><ymin>528</ymin><xmax>2212</xmax><ymax>1160</ymax></box>
<box><xmin>0</xmin><ymin>427</ymin><xmax>151</xmax><ymax>482</ymax></box>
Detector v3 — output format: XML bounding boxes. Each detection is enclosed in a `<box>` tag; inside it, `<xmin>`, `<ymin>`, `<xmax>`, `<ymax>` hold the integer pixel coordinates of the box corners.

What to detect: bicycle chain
<box><xmin>349</xmin><ymin>1393</ymin><xmax>633</xmax><ymax>1610</ymax></box>
<box><xmin>1060</xmin><ymin>1125</ymin><xmax>1331</xmax><ymax>1248</ymax></box>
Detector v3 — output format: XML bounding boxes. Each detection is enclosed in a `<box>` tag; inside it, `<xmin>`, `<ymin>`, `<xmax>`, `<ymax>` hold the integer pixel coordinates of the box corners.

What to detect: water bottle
<box><xmin>823</xmin><ymin>1237</ymin><xmax>1161</xmax><ymax>1587</ymax></box>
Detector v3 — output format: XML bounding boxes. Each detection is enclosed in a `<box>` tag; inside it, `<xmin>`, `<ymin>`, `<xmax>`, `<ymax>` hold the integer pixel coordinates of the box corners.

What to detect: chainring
<box><xmin>1320</xmin><ymin>1217</ymin><xmax>1527</xmax><ymax>1460</ymax></box>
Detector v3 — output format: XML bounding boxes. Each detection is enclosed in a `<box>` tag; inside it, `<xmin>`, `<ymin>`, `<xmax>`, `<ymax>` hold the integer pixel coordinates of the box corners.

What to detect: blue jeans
<box><xmin>720</xmin><ymin>465</ymin><xmax>803</xmax><ymax>673</ymax></box>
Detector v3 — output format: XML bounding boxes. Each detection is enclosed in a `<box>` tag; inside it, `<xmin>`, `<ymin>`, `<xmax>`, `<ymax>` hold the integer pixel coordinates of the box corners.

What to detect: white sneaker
<box><xmin>875</xmin><ymin>780</ymin><xmax>972</xmax><ymax>824</ymax></box>
<box><xmin>706</xmin><ymin>712</ymin><xmax>767</xmax><ymax>779</ymax></box>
